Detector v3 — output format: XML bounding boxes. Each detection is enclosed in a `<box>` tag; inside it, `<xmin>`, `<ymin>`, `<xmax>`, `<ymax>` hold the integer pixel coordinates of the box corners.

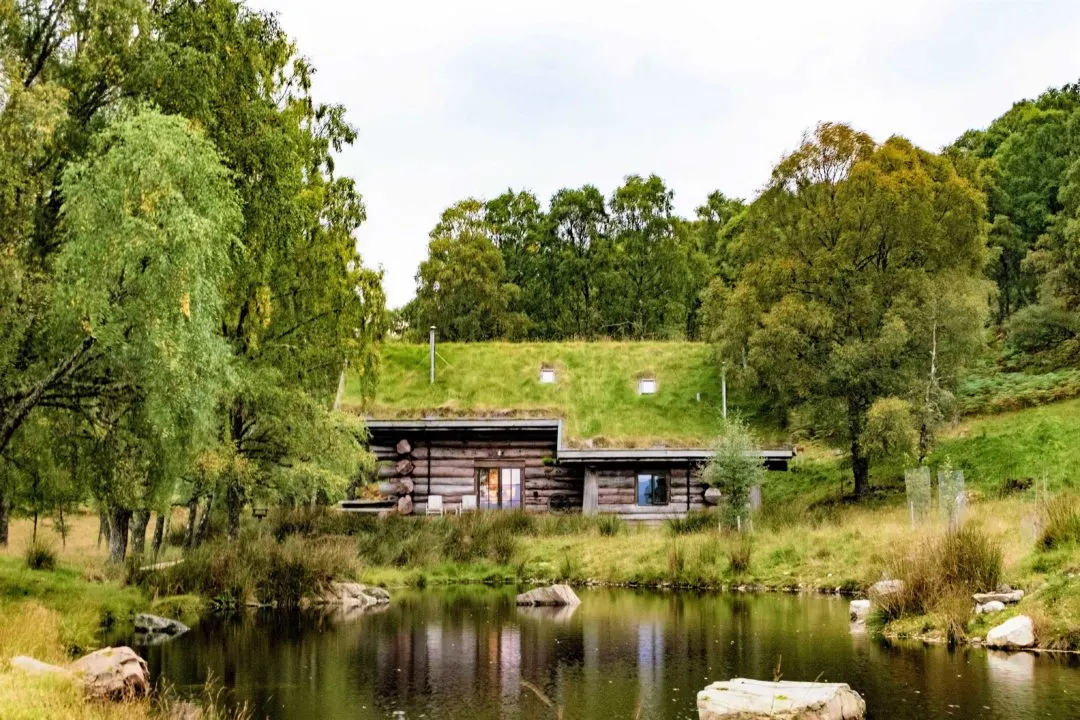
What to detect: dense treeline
<box><xmin>0</xmin><ymin>0</ymin><xmax>385</xmax><ymax>561</ymax></box>
<box><xmin>401</xmin><ymin>178</ymin><xmax>744</xmax><ymax>341</ymax></box>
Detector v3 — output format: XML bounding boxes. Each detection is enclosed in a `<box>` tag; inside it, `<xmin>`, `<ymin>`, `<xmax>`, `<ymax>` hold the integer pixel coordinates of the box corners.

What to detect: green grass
<box><xmin>0</xmin><ymin>556</ymin><xmax>147</xmax><ymax>655</ymax></box>
<box><xmin>933</xmin><ymin>397</ymin><xmax>1080</xmax><ymax>493</ymax></box>
<box><xmin>347</xmin><ymin>341</ymin><xmax>773</xmax><ymax>445</ymax></box>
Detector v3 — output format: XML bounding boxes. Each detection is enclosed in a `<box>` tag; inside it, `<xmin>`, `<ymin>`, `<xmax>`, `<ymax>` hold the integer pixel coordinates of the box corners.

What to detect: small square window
<box><xmin>540</xmin><ymin>368</ymin><xmax>556</xmax><ymax>384</ymax></box>
<box><xmin>639</xmin><ymin>378</ymin><xmax>656</xmax><ymax>395</ymax></box>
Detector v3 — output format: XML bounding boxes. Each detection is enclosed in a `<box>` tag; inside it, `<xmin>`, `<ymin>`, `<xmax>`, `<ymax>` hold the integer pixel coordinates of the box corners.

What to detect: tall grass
<box><xmin>137</xmin><ymin>534</ymin><xmax>358</xmax><ymax>607</ymax></box>
<box><xmin>666</xmin><ymin>510</ymin><xmax>718</xmax><ymax>535</ymax></box>
<box><xmin>728</xmin><ymin>534</ymin><xmax>753</xmax><ymax>574</ymax></box>
<box><xmin>1038</xmin><ymin>495</ymin><xmax>1080</xmax><ymax>550</ymax></box>
<box><xmin>24</xmin><ymin>539</ymin><xmax>57</xmax><ymax>571</ymax></box>
<box><xmin>876</xmin><ymin>525</ymin><xmax>1003</xmax><ymax>637</ymax></box>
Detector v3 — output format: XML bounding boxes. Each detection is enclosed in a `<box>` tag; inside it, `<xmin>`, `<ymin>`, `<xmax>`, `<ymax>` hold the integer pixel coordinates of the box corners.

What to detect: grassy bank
<box><xmin>347</xmin><ymin>341</ymin><xmax>778</xmax><ymax>445</ymax></box>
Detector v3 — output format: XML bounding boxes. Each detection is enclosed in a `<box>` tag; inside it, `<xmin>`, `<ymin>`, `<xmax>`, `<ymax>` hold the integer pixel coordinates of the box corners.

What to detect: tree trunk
<box><xmin>197</xmin><ymin>491</ymin><xmax>215</xmax><ymax>544</ymax></box>
<box><xmin>151</xmin><ymin>512</ymin><xmax>166</xmax><ymax>556</ymax></box>
<box><xmin>58</xmin><ymin>502</ymin><xmax>66</xmax><ymax>549</ymax></box>
<box><xmin>107</xmin><ymin>507</ymin><xmax>132</xmax><ymax>564</ymax></box>
<box><xmin>0</xmin><ymin>490</ymin><xmax>8</xmax><ymax>547</ymax></box>
<box><xmin>32</xmin><ymin>511</ymin><xmax>38</xmax><ymax>543</ymax></box>
<box><xmin>130</xmin><ymin>509</ymin><xmax>151</xmax><ymax>556</ymax></box>
<box><xmin>98</xmin><ymin>509</ymin><xmax>110</xmax><ymax>549</ymax></box>
<box><xmin>848</xmin><ymin>399</ymin><xmax>870</xmax><ymax>498</ymax></box>
<box><xmin>186</xmin><ymin>496</ymin><xmax>199</xmax><ymax>548</ymax></box>
<box><xmin>225</xmin><ymin>482</ymin><xmax>243</xmax><ymax>542</ymax></box>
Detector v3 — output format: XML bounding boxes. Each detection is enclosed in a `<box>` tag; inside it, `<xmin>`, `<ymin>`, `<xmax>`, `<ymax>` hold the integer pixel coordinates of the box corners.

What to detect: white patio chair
<box><xmin>426</xmin><ymin>495</ymin><xmax>444</xmax><ymax>516</ymax></box>
<box><xmin>459</xmin><ymin>495</ymin><xmax>478</xmax><ymax>514</ymax></box>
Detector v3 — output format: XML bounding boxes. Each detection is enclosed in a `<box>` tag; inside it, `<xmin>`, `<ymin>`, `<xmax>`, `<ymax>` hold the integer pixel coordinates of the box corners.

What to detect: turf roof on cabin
<box><xmin>343</xmin><ymin>341</ymin><xmax>757</xmax><ymax>448</ymax></box>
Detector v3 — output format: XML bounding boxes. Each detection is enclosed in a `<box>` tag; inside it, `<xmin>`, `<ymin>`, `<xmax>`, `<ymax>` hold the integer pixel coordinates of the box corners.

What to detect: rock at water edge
<box><xmin>68</xmin><ymin>646</ymin><xmax>150</xmax><ymax>700</ymax></box>
<box><xmin>515</xmin><ymin>584</ymin><xmax>581</xmax><ymax>607</ymax></box>
<box><xmin>986</xmin><ymin>615</ymin><xmax>1035</xmax><ymax>649</ymax></box>
<box><xmin>134</xmin><ymin>613</ymin><xmax>189</xmax><ymax>637</ymax></box>
<box><xmin>868</xmin><ymin>580</ymin><xmax>903</xmax><ymax>601</ymax></box>
<box><xmin>319</xmin><ymin>582</ymin><xmax>391</xmax><ymax>608</ymax></box>
<box><xmin>849</xmin><ymin>600</ymin><xmax>871</xmax><ymax>622</ymax></box>
<box><xmin>697</xmin><ymin>678</ymin><xmax>866</xmax><ymax>719</ymax></box>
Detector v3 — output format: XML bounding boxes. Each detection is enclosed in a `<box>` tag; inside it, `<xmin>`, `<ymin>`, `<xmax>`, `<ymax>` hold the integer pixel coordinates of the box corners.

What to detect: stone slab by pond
<box><xmin>975</xmin><ymin>601</ymin><xmax>1006</xmax><ymax>615</ymax></box>
<box><xmin>516</xmin><ymin>584</ymin><xmax>581</xmax><ymax>607</ymax></box>
<box><xmin>312</xmin><ymin>582</ymin><xmax>390</xmax><ymax>609</ymax></box>
<box><xmin>849</xmin><ymin>600</ymin><xmax>871</xmax><ymax>623</ymax></box>
<box><xmin>10</xmin><ymin>655</ymin><xmax>72</xmax><ymax>679</ymax></box>
<box><xmin>973</xmin><ymin>590</ymin><xmax>1024</xmax><ymax>604</ymax></box>
<box><xmin>697</xmin><ymin>678</ymin><xmax>866</xmax><ymax>719</ymax></box>
<box><xmin>986</xmin><ymin>615</ymin><xmax>1035</xmax><ymax>649</ymax></box>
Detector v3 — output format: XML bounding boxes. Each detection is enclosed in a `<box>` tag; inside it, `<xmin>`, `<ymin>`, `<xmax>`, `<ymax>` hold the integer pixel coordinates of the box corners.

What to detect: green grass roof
<box><xmin>345</xmin><ymin>341</ymin><xmax>755</xmax><ymax>446</ymax></box>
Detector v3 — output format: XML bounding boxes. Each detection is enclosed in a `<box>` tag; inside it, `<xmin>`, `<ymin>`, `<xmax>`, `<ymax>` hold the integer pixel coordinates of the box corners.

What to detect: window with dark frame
<box><xmin>636</xmin><ymin>472</ymin><xmax>668</xmax><ymax>506</ymax></box>
<box><xmin>476</xmin><ymin>467</ymin><xmax>523</xmax><ymax>509</ymax></box>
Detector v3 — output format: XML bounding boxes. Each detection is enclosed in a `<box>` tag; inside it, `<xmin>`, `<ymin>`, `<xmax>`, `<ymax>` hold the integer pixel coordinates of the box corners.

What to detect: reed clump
<box><xmin>876</xmin><ymin>525</ymin><xmax>1003</xmax><ymax>628</ymax></box>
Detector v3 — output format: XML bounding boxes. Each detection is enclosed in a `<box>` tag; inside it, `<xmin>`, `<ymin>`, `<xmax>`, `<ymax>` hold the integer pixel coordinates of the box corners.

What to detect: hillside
<box><xmin>344</xmin><ymin>341</ymin><xmax>772</xmax><ymax>446</ymax></box>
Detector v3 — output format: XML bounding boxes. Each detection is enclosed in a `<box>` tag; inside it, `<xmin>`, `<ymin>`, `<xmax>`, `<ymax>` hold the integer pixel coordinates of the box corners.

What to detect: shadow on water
<box><xmin>135</xmin><ymin>587</ymin><xmax>1080</xmax><ymax>720</ymax></box>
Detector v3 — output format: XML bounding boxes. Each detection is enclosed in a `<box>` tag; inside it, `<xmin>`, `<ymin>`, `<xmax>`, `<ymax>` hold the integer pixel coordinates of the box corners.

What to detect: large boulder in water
<box><xmin>986</xmin><ymin>615</ymin><xmax>1035</xmax><ymax>649</ymax></box>
<box><xmin>133</xmin><ymin>613</ymin><xmax>189</xmax><ymax>645</ymax></box>
<box><xmin>515</xmin><ymin>584</ymin><xmax>581</xmax><ymax>607</ymax></box>
<box><xmin>68</xmin><ymin>646</ymin><xmax>150</xmax><ymax>700</ymax></box>
<box><xmin>697</xmin><ymin>678</ymin><xmax>866</xmax><ymax>719</ymax></box>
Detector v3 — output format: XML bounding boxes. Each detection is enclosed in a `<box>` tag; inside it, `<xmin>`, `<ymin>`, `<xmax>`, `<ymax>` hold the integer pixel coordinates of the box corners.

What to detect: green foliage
<box><xmin>412</xmin><ymin>175</ymin><xmax>729</xmax><ymax>341</ymax></box>
<box><xmin>956</xmin><ymin>368</ymin><xmax>1080</xmax><ymax>414</ymax></box>
<box><xmin>412</xmin><ymin>200</ymin><xmax>527</xmax><ymax>340</ymax></box>
<box><xmin>710</xmin><ymin>123</ymin><xmax>989</xmax><ymax>495</ymax></box>
<box><xmin>703</xmin><ymin>419</ymin><xmax>765</xmax><ymax>526</ymax></box>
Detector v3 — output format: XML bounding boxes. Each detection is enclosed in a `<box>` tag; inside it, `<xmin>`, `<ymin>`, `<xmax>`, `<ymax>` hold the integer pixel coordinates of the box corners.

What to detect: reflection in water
<box><xmin>140</xmin><ymin>588</ymin><xmax>1080</xmax><ymax>720</ymax></box>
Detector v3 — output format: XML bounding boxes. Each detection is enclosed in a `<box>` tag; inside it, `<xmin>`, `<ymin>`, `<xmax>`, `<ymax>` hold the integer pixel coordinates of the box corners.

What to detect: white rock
<box><xmin>515</xmin><ymin>584</ymin><xmax>581</xmax><ymax>607</ymax></box>
<box><xmin>986</xmin><ymin>615</ymin><xmax>1035</xmax><ymax>649</ymax></box>
<box><xmin>975</xmin><ymin>601</ymin><xmax>1006</xmax><ymax>615</ymax></box>
<box><xmin>10</xmin><ymin>656</ymin><xmax>72</xmax><ymax>679</ymax></box>
<box><xmin>697</xmin><ymin>678</ymin><xmax>866</xmax><ymax>719</ymax></box>
<box><xmin>68</xmin><ymin>646</ymin><xmax>150</xmax><ymax>700</ymax></box>
<box><xmin>849</xmin><ymin>600</ymin><xmax>871</xmax><ymax>622</ymax></box>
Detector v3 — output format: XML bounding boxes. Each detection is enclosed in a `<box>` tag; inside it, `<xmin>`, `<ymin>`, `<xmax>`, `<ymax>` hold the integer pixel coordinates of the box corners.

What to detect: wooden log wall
<box><xmin>593</xmin><ymin>467</ymin><xmax>708</xmax><ymax>518</ymax></box>
<box><xmin>371</xmin><ymin>439</ymin><xmax>582</xmax><ymax>513</ymax></box>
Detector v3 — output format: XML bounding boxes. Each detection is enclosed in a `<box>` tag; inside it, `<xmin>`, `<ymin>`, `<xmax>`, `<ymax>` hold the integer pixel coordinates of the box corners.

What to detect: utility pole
<box><xmin>721</xmin><ymin>362</ymin><xmax>728</xmax><ymax>420</ymax></box>
<box><xmin>429</xmin><ymin>326</ymin><xmax>436</xmax><ymax>384</ymax></box>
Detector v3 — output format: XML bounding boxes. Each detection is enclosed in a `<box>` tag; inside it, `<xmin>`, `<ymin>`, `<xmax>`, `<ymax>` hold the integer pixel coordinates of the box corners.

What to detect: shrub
<box><xmin>24</xmin><ymin>540</ymin><xmax>56</xmax><ymax>571</ymax></box>
<box><xmin>1039</xmin><ymin>495</ymin><xmax>1080</xmax><ymax>550</ymax></box>
<box><xmin>666</xmin><ymin>510</ymin><xmax>717</xmax><ymax>535</ymax></box>
<box><xmin>876</xmin><ymin>525</ymin><xmax>1002</xmax><ymax>622</ymax></box>
<box><xmin>703</xmin><ymin>419</ymin><xmax>765</xmax><ymax>528</ymax></box>
<box><xmin>728</xmin><ymin>534</ymin><xmax>752</xmax><ymax>574</ymax></box>
<box><xmin>597</xmin><ymin>515</ymin><xmax>626</xmax><ymax>536</ymax></box>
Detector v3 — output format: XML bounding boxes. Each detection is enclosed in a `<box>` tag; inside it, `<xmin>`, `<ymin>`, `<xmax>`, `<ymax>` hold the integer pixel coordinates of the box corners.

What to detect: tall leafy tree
<box><xmin>413</xmin><ymin>199</ymin><xmax>526</xmax><ymax>341</ymax></box>
<box><xmin>711</xmin><ymin>123</ymin><xmax>988</xmax><ymax>496</ymax></box>
<box><xmin>545</xmin><ymin>185</ymin><xmax>608</xmax><ymax>338</ymax></box>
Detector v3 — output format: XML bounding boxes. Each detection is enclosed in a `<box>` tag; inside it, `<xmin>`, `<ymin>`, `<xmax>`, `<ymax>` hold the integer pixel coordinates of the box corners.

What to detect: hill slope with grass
<box><xmin>345</xmin><ymin>341</ymin><xmax>775</xmax><ymax>446</ymax></box>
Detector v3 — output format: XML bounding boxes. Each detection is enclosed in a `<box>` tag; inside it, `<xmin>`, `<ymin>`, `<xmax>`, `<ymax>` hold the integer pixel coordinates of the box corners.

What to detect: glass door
<box><xmin>477</xmin><ymin>468</ymin><xmax>522</xmax><ymax>509</ymax></box>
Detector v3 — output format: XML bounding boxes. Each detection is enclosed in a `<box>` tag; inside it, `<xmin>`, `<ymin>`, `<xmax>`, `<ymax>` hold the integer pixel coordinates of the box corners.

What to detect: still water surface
<box><xmin>141</xmin><ymin>588</ymin><xmax>1079</xmax><ymax>719</ymax></box>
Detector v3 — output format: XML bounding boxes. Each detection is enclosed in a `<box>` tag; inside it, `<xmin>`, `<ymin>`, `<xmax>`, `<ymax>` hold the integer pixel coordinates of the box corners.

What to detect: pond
<box><xmin>139</xmin><ymin>588</ymin><xmax>1079</xmax><ymax>719</ymax></box>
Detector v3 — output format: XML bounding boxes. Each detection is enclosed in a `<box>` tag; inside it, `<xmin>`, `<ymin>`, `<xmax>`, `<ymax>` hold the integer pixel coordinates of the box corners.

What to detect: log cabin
<box><xmin>351</xmin><ymin>419</ymin><xmax>794</xmax><ymax>520</ymax></box>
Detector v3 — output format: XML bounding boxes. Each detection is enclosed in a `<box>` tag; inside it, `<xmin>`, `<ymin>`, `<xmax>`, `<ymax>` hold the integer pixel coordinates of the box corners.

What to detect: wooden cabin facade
<box><xmin>360</xmin><ymin>419</ymin><xmax>794</xmax><ymax>521</ymax></box>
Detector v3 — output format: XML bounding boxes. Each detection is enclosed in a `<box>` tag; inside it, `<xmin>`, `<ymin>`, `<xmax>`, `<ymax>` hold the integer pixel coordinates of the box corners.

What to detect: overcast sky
<box><xmin>249</xmin><ymin>0</ymin><xmax>1080</xmax><ymax>308</ymax></box>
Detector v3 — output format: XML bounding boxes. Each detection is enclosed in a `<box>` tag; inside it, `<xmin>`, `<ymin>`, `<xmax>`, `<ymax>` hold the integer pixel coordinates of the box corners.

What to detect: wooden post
<box><xmin>582</xmin><ymin>469</ymin><xmax>599</xmax><ymax>516</ymax></box>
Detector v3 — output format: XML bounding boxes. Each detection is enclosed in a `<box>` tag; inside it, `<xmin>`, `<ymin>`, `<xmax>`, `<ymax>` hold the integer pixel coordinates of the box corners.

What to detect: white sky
<box><xmin>249</xmin><ymin>0</ymin><xmax>1080</xmax><ymax>308</ymax></box>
